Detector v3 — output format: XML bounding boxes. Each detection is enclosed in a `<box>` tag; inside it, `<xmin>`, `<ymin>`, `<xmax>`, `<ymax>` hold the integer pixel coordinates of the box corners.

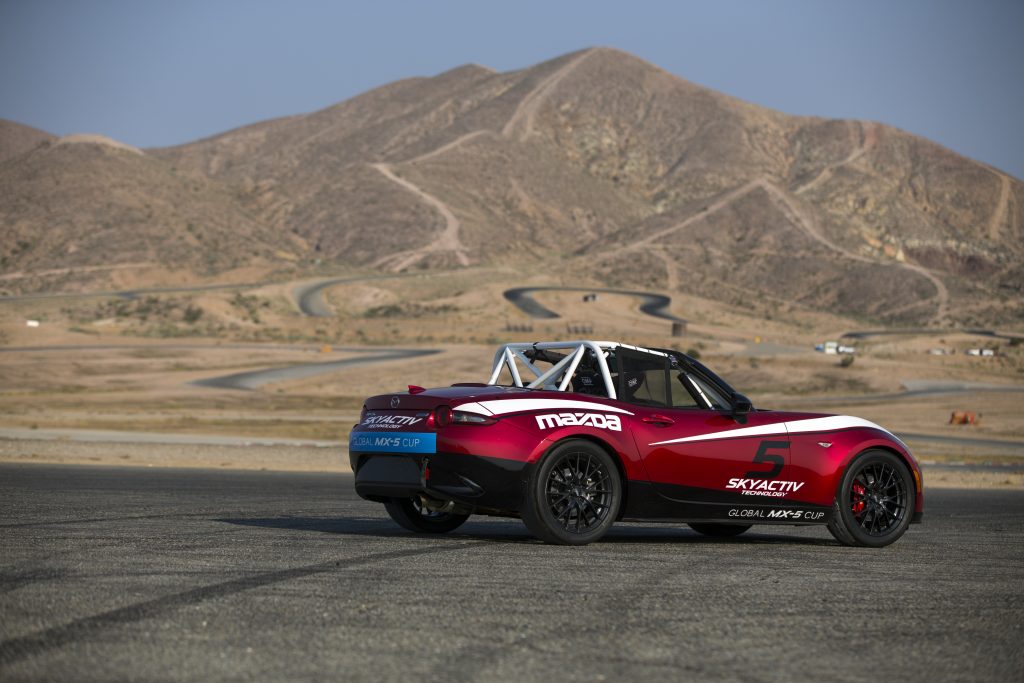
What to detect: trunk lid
<box><xmin>362</xmin><ymin>384</ymin><xmax>527</xmax><ymax>412</ymax></box>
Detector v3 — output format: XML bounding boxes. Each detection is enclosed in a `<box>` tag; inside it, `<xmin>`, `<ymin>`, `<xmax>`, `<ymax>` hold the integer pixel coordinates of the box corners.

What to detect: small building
<box><xmin>816</xmin><ymin>341</ymin><xmax>839</xmax><ymax>355</ymax></box>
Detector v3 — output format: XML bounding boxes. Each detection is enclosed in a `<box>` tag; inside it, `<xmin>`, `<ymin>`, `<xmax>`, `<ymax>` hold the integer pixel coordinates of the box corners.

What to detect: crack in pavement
<box><xmin>0</xmin><ymin>541</ymin><xmax>488</xmax><ymax>666</ymax></box>
<box><xmin>426</xmin><ymin>547</ymin><xmax>703</xmax><ymax>680</ymax></box>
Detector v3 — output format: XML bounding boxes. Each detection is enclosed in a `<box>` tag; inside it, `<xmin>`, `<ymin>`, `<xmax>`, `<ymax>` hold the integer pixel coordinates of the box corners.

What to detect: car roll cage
<box><xmin>486</xmin><ymin>340</ymin><xmax>748</xmax><ymax>412</ymax></box>
<box><xmin>487</xmin><ymin>340</ymin><xmax>651</xmax><ymax>400</ymax></box>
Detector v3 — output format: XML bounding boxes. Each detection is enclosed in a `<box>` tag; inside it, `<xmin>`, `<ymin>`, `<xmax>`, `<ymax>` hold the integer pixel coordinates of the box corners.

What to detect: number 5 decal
<box><xmin>745</xmin><ymin>440</ymin><xmax>787</xmax><ymax>479</ymax></box>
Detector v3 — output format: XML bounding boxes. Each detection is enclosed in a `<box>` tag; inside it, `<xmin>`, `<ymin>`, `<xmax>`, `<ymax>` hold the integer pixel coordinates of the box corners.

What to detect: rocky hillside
<box><xmin>0</xmin><ymin>120</ymin><xmax>54</xmax><ymax>164</ymax></box>
<box><xmin>2</xmin><ymin>48</ymin><xmax>1020</xmax><ymax>325</ymax></box>
<box><xmin>0</xmin><ymin>134</ymin><xmax>300</xmax><ymax>291</ymax></box>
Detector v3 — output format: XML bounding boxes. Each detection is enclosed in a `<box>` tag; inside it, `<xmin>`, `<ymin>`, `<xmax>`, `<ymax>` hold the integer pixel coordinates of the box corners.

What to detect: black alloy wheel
<box><xmin>384</xmin><ymin>497</ymin><xmax>470</xmax><ymax>534</ymax></box>
<box><xmin>828</xmin><ymin>449</ymin><xmax>914</xmax><ymax>548</ymax></box>
<box><xmin>522</xmin><ymin>440</ymin><xmax>621</xmax><ymax>545</ymax></box>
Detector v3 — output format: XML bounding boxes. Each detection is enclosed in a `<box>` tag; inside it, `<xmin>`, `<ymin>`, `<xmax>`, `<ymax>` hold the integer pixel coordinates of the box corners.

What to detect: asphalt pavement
<box><xmin>1</xmin><ymin>464</ymin><xmax>1022</xmax><ymax>682</ymax></box>
<box><xmin>292</xmin><ymin>273</ymin><xmax>423</xmax><ymax>317</ymax></box>
<box><xmin>191</xmin><ymin>348</ymin><xmax>441</xmax><ymax>390</ymax></box>
<box><xmin>503</xmin><ymin>286</ymin><xmax>686</xmax><ymax>322</ymax></box>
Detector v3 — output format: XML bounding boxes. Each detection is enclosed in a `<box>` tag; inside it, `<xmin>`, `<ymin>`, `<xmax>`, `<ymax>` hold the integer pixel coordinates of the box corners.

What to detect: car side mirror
<box><xmin>731</xmin><ymin>393</ymin><xmax>752</xmax><ymax>423</ymax></box>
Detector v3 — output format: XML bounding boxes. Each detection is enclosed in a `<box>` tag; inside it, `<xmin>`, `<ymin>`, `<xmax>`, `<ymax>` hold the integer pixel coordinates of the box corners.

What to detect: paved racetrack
<box><xmin>2</xmin><ymin>464</ymin><xmax>1021</xmax><ymax>681</ymax></box>
<box><xmin>841</xmin><ymin>328</ymin><xmax>1024</xmax><ymax>342</ymax></box>
<box><xmin>293</xmin><ymin>274</ymin><xmax>421</xmax><ymax>317</ymax></box>
<box><xmin>503</xmin><ymin>286</ymin><xmax>686</xmax><ymax>322</ymax></box>
<box><xmin>192</xmin><ymin>348</ymin><xmax>441</xmax><ymax>390</ymax></box>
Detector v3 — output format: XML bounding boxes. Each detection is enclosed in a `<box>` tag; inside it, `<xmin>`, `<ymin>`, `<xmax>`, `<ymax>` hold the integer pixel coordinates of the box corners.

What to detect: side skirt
<box><xmin>622</xmin><ymin>481</ymin><xmax>832</xmax><ymax>524</ymax></box>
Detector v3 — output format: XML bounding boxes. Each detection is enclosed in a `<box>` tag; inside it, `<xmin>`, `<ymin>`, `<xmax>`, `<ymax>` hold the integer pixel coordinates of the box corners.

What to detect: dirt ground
<box><xmin>1</xmin><ymin>270</ymin><xmax>1021</xmax><ymax>485</ymax></box>
<box><xmin>0</xmin><ymin>439</ymin><xmax>349</xmax><ymax>473</ymax></box>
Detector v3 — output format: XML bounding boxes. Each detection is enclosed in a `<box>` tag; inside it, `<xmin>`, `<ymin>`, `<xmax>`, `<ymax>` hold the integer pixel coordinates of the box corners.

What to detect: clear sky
<box><xmin>2</xmin><ymin>0</ymin><xmax>1022</xmax><ymax>178</ymax></box>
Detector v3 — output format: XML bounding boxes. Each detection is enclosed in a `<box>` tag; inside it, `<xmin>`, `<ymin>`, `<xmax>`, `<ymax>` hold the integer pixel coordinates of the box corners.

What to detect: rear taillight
<box><xmin>427</xmin><ymin>406</ymin><xmax>495</xmax><ymax>429</ymax></box>
<box><xmin>451</xmin><ymin>411</ymin><xmax>497</xmax><ymax>425</ymax></box>
<box><xmin>434</xmin><ymin>405</ymin><xmax>453</xmax><ymax>427</ymax></box>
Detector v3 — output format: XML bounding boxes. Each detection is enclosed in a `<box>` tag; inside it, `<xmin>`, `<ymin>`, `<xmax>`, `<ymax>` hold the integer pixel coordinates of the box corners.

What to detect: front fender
<box><xmin>790</xmin><ymin>428</ymin><xmax>923</xmax><ymax>515</ymax></box>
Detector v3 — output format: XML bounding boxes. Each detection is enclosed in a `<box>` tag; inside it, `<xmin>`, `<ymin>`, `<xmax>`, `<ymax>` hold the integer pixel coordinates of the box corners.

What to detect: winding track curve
<box><xmin>292</xmin><ymin>273</ymin><xmax>422</xmax><ymax>317</ymax></box>
<box><xmin>503</xmin><ymin>286</ymin><xmax>686</xmax><ymax>323</ymax></box>
<box><xmin>192</xmin><ymin>348</ymin><xmax>440</xmax><ymax>390</ymax></box>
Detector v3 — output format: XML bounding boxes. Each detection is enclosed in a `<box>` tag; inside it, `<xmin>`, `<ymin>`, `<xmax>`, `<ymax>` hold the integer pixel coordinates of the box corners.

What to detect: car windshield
<box><xmin>676</xmin><ymin>372</ymin><xmax>730</xmax><ymax>410</ymax></box>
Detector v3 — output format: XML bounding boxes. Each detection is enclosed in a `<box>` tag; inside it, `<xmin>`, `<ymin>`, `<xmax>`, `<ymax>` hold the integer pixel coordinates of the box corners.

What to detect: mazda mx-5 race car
<box><xmin>350</xmin><ymin>340</ymin><xmax>923</xmax><ymax>546</ymax></box>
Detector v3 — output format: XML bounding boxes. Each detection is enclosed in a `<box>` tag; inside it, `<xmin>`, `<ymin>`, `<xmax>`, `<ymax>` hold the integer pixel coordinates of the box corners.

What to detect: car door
<box><xmin>624</xmin><ymin>364</ymin><xmax>798</xmax><ymax>520</ymax></box>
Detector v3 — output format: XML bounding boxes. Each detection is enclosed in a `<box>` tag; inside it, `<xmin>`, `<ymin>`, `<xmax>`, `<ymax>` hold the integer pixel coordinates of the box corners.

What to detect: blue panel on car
<box><xmin>349</xmin><ymin>431</ymin><xmax>437</xmax><ymax>454</ymax></box>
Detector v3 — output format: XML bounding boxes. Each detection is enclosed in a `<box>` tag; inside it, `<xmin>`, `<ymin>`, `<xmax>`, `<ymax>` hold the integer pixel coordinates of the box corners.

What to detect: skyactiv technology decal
<box><xmin>726</xmin><ymin>478</ymin><xmax>805</xmax><ymax>498</ymax></box>
<box><xmin>360</xmin><ymin>415</ymin><xmax>423</xmax><ymax>430</ymax></box>
<box><xmin>535</xmin><ymin>413</ymin><xmax>622</xmax><ymax>431</ymax></box>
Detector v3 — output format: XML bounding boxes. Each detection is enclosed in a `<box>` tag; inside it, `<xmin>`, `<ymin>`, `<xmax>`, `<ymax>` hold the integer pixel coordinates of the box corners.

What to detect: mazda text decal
<box><xmin>726</xmin><ymin>478</ymin><xmax>805</xmax><ymax>498</ymax></box>
<box><xmin>535</xmin><ymin>413</ymin><xmax>622</xmax><ymax>431</ymax></box>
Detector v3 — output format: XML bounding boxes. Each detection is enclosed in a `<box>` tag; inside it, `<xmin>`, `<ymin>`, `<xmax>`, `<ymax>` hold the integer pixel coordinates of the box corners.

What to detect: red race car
<box><xmin>350</xmin><ymin>340</ymin><xmax>923</xmax><ymax>546</ymax></box>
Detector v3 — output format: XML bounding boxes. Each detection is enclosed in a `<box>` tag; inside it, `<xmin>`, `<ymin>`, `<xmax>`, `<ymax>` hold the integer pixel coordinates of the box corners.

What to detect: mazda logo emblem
<box><xmin>390</xmin><ymin>396</ymin><xmax>400</xmax><ymax>408</ymax></box>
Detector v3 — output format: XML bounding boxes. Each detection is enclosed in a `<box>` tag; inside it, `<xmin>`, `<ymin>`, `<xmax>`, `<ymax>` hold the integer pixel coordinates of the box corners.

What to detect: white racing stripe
<box><xmin>457</xmin><ymin>398</ymin><xmax>635</xmax><ymax>417</ymax></box>
<box><xmin>649</xmin><ymin>415</ymin><xmax>902</xmax><ymax>447</ymax></box>
<box><xmin>650</xmin><ymin>422</ymin><xmax>787</xmax><ymax>445</ymax></box>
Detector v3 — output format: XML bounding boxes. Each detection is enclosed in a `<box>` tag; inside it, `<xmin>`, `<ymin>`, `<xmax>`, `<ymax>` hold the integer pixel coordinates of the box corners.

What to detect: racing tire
<box><xmin>384</xmin><ymin>497</ymin><xmax>470</xmax><ymax>534</ymax></box>
<box><xmin>688</xmin><ymin>523</ymin><xmax>752</xmax><ymax>537</ymax></box>
<box><xmin>521</xmin><ymin>440</ymin><xmax>622</xmax><ymax>545</ymax></box>
<box><xmin>827</xmin><ymin>449</ymin><xmax>914</xmax><ymax>548</ymax></box>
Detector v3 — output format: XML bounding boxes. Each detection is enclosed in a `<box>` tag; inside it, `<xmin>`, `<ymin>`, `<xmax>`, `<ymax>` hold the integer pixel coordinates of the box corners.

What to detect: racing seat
<box><xmin>571</xmin><ymin>369</ymin><xmax>606</xmax><ymax>397</ymax></box>
<box><xmin>620</xmin><ymin>371</ymin><xmax>647</xmax><ymax>401</ymax></box>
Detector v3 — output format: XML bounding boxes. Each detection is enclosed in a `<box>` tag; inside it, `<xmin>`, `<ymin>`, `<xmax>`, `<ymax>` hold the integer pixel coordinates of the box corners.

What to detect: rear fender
<box><xmin>499</xmin><ymin>412</ymin><xmax>647</xmax><ymax>480</ymax></box>
<box><xmin>541</xmin><ymin>434</ymin><xmax>633</xmax><ymax>521</ymax></box>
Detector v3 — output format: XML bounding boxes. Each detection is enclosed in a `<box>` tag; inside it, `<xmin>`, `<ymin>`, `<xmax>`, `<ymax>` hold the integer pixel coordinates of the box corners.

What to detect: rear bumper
<box><xmin>352</xmin><ymin>451</ymin><xmax>529</xmax><ymax>513</ymax></box>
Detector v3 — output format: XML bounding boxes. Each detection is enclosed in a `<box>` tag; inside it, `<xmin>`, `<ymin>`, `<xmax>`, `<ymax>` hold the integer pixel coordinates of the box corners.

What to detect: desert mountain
<box><xmin>0</xmin><ymin>134</ymin><xmax>300</xmax><ymax>288</ymax></box>
<box><xmin>0</xmin><ymin>120</ymin><xmax>54</xmax><ymax>164</ymax></box>
<box><xmin>2</xmin><ymin>48</ymin><xmax>1021</xmax><ymax>325</ymax></box>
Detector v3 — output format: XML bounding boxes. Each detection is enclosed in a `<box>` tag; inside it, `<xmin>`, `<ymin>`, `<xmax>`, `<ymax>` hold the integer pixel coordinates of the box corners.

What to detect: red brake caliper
<box><xmin>851</xmin><ymin>481</ymin><xmax>866</xmax><ymax>517</ymax></box>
